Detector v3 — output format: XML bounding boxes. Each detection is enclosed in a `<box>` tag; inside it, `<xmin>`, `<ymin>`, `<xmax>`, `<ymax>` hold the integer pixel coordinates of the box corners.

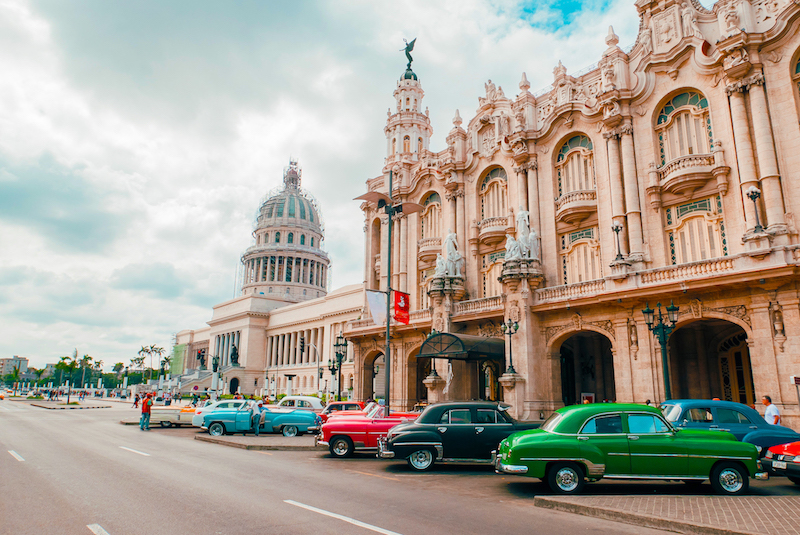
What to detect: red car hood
<box><xmin>768</xmin><ymin>440</ymin><xmax>800</xmax><ymax>456</ymax></box>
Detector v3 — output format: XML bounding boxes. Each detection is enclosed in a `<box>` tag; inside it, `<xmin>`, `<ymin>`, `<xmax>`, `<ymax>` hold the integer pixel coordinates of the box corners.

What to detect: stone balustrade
<box><xmin>536</xmin><ymin>279</ymin><xmax>605</xmax><ymax>302</ymax></box>
<box><xmin>453</xmin><ymin>295</ymin><xmax>504</xmax><ymax>315</ymax></box>
<box><xmin>657</xmin><ymin>154</ymin><xmax>715</xmax><ymax>180</ymax></box>
<box><xmin>555</xmin><ymin>189</ymin><xmax>597</xmax><ymax>211</ymax></box>
<box><xmin>417</xmin><ymin>237</ymin><xmax>442</xmax><ymax>249</ymax></box>
<box><xmin>409</xmin><ymin>309</ymin><xmax>431</xmax><ymax>321</ymax></box>
<box><xmin>640</xmin><ymin>257</ymin><xmax>735</xmax><ymax>284</ymax></box>
<box><xmin>478</xmin><ymin>216</ymin><xmax>508</xmax><ymax>230</ymax></box>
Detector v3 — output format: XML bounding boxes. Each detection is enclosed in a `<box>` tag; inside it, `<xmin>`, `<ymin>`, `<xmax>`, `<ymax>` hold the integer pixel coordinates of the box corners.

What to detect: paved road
<box><xmin>0</xmin><ymin>400</ymin><xmax>796</xmax><ymax>535</ymax></box>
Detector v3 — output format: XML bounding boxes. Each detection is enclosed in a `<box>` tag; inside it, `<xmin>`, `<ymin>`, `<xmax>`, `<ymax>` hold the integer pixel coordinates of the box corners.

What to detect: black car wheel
<box><xmin>282</xmin><ymin>425</ymin><xmax>298</xmax><ymax>437</ymax></box>
<box><xmin>547</xmin><ymin>462</ymin><xmax>585</xmax><ymax>494</ymax></box>
<box><xmin>330</xmin><ymin>436</ymin><xmax>354</xmax><ymax>458</ymax></box>
<box><xmin>208</xmin><ymin>422</ymin><xmax>225</xmax><ymax>437</ymax></box>
<box><xmin>159</xmin><ymin>421</ymin><xmax>173</xmax><ymax>428</ymax></box>
<box><xmin>789</xmin><ymin>476</ymin><xmax>800</xmax><ymax>485</ymax></box>
<box><xmin>407</xmin><ymin>449</ymin><xmax>435</xmax><ymax>471</ymax></box>
<box><xmin>710</xmin><ymin>462</ymin><xmax>749</xmax><ymax>495</ymax></box>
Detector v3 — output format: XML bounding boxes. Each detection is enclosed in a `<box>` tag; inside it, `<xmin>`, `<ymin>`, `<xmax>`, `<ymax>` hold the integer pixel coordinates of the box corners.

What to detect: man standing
<box><xmin>140</xmin><ymin>393</ymin><xmax>153</xmax><ymax>431</ymax></box>
<box><xmin>763</xmin><ymin>395</ymin><xmax>781</xmax><ymax>425</ymax></box>
<box><xmin>251</xmin><ymin>400</ymin><xmax>264</xmax><ymax>437</ymax></box>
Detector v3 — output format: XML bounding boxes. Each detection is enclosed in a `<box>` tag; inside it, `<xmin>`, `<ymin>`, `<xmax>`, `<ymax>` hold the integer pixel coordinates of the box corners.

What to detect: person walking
<box><xmin>762</xmin><ymin>395</ymin><xmax>781</xmax><ymax>425</ymax></box>
<box><xmin>251</xmin><ymin>400</ymin><xmax>264</xmax><ymax>437</ymax></box>
<box><xmin>133</xmin><ymin>393</ymin><xmax>140</xmax><ymax>408</ymax></box>
<box><xmin>140</xmin><ymin>394</ymin><xmax>153</xmax><ymax>430</ymax></box>
<box><xmin>164</xmin><ymin>391</ymin><xmax>171</xmax><ymax>406</ymax></box>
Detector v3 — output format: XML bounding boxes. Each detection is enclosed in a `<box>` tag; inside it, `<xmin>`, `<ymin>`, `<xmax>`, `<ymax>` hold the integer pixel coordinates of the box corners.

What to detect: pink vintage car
<box><xmin>316</xmin><ymin>405</ymin><xmax>419</xmax><ymax>457</ymax></box>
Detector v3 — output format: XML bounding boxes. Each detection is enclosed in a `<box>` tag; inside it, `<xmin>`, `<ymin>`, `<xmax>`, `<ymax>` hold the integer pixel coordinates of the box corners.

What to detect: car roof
<box><xmin>664</xmin><ymin>399</ymin><xmax>756</xmax><ymax>410</ymax></box>
<box><xmin>553</xmin><ymin>403</ymin><xmax>661</xmax><ymax>433</ymax></box>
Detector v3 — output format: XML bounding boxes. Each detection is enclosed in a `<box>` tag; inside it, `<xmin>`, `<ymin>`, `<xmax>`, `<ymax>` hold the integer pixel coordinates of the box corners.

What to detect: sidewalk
<box><xmin>195</xmin><ymin>434</ymin><xmax>324</xmax><ymax>451</ymax></box>
<box><xmin>23</xmin><ymin>400</ymin><xmax>111</xmax><ymax>410</ymax></box>
<box><xmin>535</xmin><ymin>495</ymin><xmax>800</xmax><ymax>535</ymax></box>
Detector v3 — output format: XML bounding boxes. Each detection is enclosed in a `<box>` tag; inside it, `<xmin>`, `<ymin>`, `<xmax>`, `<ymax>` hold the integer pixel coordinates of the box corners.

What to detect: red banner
<box><xmin>393</xmin><ymin>290</ymin><xmax>410</xmax><ymax>325</ymax></box>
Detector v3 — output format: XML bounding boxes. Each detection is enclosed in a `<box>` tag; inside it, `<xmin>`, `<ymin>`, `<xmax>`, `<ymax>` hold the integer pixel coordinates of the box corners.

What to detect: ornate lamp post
<box><xmin>500</xmin><ymin>319</ymin><xmax>519</xmax><ymax>374</ymax></box>
<box><xmin>642</xmin><ymin>301</ymin><xmax>679</xmax><ymax>400</ymax></box>
<box><xmin>746</xmin><ymin>186</ymin><xmax>764</xmax><ymax>233</ymax></box>
<box><xmin>611</xmin><ymin>223</ymin><xmax>625</xmax><ymax>261</ymax></box>
<box><xmin>330</xmin><ymin>332</ymin><xmax>347</xmax><ymax>401</ymax></box>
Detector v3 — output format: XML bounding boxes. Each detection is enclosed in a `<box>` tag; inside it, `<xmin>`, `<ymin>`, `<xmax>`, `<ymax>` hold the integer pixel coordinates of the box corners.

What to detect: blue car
<box><xmin>661</xmin><ymin>399</ymin><xmax>800</xmax><ymax>455</ymax></box>
<box><xmin>202</xmin><ymin>401</ymin><xmax>321</xmax><ymax>437</ymax></box>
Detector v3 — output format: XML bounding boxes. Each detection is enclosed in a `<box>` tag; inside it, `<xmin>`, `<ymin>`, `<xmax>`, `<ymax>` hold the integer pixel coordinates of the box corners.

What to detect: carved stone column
<box><xmin>423</xmin><ymin>373</ymin><xmax>446</xmax><ymax>404</ymax></box>
<box><xmin>604</xmin><ymin>130</ymin><xmax>628</xmax><ymax>254</ymax></box>
<box><xmin>748</xmin><ymin>74</ymin><xmax>787</xmax><ymax>237</ymax></box>
<box><xmin>399</xmin><ymin>216</ymin><xmax>408</xmax><ymax>293</ymax></box>
<box><xmin>455</xmin><ymin>190</ymin><xmax>466</xmax><ymax>259</ymax></box>
<box><xmin>447</xmin><ymin>190</ymin><xmax>457</xmax><ymax>233</ymax></box>
<box><xmin>726</xmin><ymin>84</ymin><xmax>759</xmax><ymax>229</ymax></box>
<box><xmin>527</xmin><ymin>159</ymin><xmax>540</xmax><ymax>233</ymax></box>
<box><xmin>619</xmin><ymin>124</ymin><xmax>644</xmax><ymax>260</ymax></box>
<box><xmin>515</xmin><ymin>165</ymin><xmax>529</xmax><ymax>212</ymax></box>
<box><xmin>499</xmin><ymin>373</ymin><xmax>526</xmax><ymax>420</ymax></box>
<box><xmin>380</xmin><ymin>216</ymin><xmax>389</xmax><ymax>290</ymax></box>
<box><xmin>392</xmin><ymin>214</ymin><xmax>401</xmax><ymax>290</ymax></box>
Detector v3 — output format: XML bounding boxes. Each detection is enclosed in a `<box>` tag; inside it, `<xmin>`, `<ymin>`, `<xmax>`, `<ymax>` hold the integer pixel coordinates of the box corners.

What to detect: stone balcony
<box><xmin>478</xmin><ymin>216</ymin><xmax>511</xmax><ymax>245</ymax></box>
<box><xmin>555</xmin><ymin>190</ymin><xmax>597</xmax><ymax>224</ymax></box>
<box><xmin>452</xmin><ymin>295</ymin><xmax>504</xmax><ymax>317</ymax></box>
<box><xmin>417</xmin><ymin>237</ymin><xmax>442</xmax><ymax>260</ymax></box>
<box><xmin>657</xmin><ymin>153</ymin><xmax>715</xmax><ymax>195</ymax></box>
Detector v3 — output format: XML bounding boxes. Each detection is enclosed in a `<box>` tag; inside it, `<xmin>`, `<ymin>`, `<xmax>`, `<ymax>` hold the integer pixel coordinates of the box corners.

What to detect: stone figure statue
<box><xmin>681</xmin><ymin>3</ymin><xmax>694</xmax><ymax>37</ymax></box>
<box><xmin>640</xmin><ymin>28</ymin><xmax>653</xmax><ymax>55</ymax></box>
<box><xmin>528</xmin><ymin>228</ymin><xmax>540</xmax><ymax>261</ymax></box>
<box><xmin>504</xmin><ymin>234</ymin><xmax>522</xmax><ymax>261</ymax></box>
<box><xmin>230</xmin><ymin>345</ymin><xmax>239</xmax><ymax>366</ymax></box>
<box><xmin>402</xmin><ymin>38</ymin><xmax>416</xmax><ymax>69</ymax></box>
<box><xmin>444</xmin><ymin>229</ymin><xmax>464</xmax><ymax>277</ymax></box>
<box><xmin>485</xmin><ymin>80</ymin><xmax>497</xmax><ymax>101</ymax></box>
<box><xmin>212</xmin><ymin>356</ymin><xmax>219</xmax><ymax>373</ymax></box>
<box><xmin>198</xmin><ymin>352</ymin><xmax>206</xmax><ymax>369</ymax></box>
<box><xmin>515</xmin><ymin>206</ymin><xmax>530</xmax><ymax>257</ymax></box>
<box><xmin>434</xmin><ymin>253</ymin><xmax>447</xmax><ymax>277</ymax></box>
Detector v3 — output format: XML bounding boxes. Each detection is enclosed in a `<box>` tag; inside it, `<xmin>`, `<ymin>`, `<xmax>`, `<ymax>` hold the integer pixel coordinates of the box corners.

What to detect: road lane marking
<box><xmin>8</xmin><ymin>450</ymin><xmax>24</xmax><ymax>461</ymax></box>
<box><xmin>284</xmin><ymin>500</ymin><xmax>402</xmax><ymax>535</ymax></box>
<box><xmin>87</xmin><ymin>524</ymin><xmax>110</xmax><ymax>535</ymax></box>
<box><xmin>257</xmin><ymin>451</ymin><xmax>273</xmax><ymax>455</ymax></box>
<box><xmin>119</xmin><ymin>446</ymin><xmax>150</xmax><ymax>457</ymax></box>
<box><xmin>348</xmin><ymin>469</ymin><xmax>399</xmax><ymax>481</ymax></box>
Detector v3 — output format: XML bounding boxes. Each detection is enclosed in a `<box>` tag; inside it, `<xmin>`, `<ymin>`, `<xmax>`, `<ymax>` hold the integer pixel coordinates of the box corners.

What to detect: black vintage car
<box><xmin>377</xmin><ymin>401</ymin><xmax>540</xmax><ymax>471</ymax></box>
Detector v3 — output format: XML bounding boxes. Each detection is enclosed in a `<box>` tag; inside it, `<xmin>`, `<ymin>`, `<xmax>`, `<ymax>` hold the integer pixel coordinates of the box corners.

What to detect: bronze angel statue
<box><xmin>402</xmin><ymin>38</ymin><xmax>416</xmax><ymax>69</ymax></box>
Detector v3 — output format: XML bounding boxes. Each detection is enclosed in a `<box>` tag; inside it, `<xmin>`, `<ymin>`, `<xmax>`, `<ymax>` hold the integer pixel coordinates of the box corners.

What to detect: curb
<box><xmin>533</xmin><ymin>496</ymin><xmax>759</xmax><ymax>535</ymax></box>
<box><xmin>29</xmin><ymin>403</ymin><xmax>111</xmax><ymax>410</ymax></box>
<box><xmin>194</xmin><ymin>435</ymin><xmax>324</xmax><ymax>451</ymax></box>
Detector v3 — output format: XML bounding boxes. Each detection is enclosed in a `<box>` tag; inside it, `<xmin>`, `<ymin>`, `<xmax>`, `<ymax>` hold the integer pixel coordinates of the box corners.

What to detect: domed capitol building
<box><xmin>175</xmin><ymin>0</ymin><xmax>800</xmax><ymax>427</ymax></box>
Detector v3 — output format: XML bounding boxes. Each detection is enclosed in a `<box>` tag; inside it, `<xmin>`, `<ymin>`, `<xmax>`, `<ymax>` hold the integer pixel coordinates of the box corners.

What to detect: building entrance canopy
<box><xmin>418</xmin><ymin>333</ymin><xmax>504</xmax><ymax>361</ymax></box>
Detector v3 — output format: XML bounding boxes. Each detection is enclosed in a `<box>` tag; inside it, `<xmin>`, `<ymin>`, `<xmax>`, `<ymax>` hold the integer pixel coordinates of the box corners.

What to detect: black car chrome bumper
<box><xmin>761</xmin><ymin>458</ymin><xmax>796</xmax><ymax>479</ymax></box>
<box><xmin>377</xmin><ymin>436</ymin><xmax>395</xmax><ymax>458</ymax></box>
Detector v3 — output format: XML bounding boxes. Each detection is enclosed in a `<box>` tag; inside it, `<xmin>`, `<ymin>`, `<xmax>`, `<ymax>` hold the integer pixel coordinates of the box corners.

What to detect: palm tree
<box><xmin>33</xmin><ymin>368</ymin><xmax>44</xmax><ymax>386</ymax></box>
<box><xmin>9</xmin><ymin>365</ymin><xmax>20</xmax><ymax>395</ymax></box>
<box><xmin>79</xmin><ymin>354</ymin><xmax>93</xmax><ymax>388</ymax></box>
<box><xmin>138</xmin><ymin>346</ymin><xmax>152</xmax><ymax>381</ymax></box>
<box><xmin>149</xmin><ymin>345</ymin><xmax>165</xmax><ymax>378</ymax></box>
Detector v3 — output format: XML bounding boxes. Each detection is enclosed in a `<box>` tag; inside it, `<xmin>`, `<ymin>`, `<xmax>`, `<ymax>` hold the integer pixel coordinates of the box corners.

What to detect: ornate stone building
<box><xmin>174</xmin><ymin>161</ymin><xmax>360</xmax><ymax>398</ymax></box>
<box><xmin>347</xmin><ymin>0</ymin><xmax>800</xmax><ymax>426</ymax></box>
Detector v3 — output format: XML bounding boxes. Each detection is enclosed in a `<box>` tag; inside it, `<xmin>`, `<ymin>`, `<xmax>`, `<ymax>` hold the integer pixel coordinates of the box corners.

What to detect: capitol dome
<box><xmin>240</xmin><ymin>160</ymin><xmax>330</xmax><ymax>302</ymax></box>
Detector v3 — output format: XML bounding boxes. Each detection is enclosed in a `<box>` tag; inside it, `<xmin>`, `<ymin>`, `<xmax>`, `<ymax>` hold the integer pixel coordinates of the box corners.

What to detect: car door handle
<box><xmin>749</xmin><ymin>426</ymin><xmax>758</xmax><ymax>429</ymax></box>
<box><xmin>577</xmin><ymin>436</ymin><xmax>588</xmax><ymax>441</ymax></box>
<box><xmin>709</xmin><ymin>425</ymin><xmax>719</xmax><ymax>428</ymax></box>
<box><xmin>475</xmin><ymin>427</ymin><xmax>484</xmax><ymax>434</ymax></box>
<box><xmin>438</xmin><ymin>427</ymin><xmax>447</xmax><ymax>433</ymax></box>
<box><xmin>629</xmin><ymin>435</ymin><xmax>640</xmax><ymax>440</ymax></box>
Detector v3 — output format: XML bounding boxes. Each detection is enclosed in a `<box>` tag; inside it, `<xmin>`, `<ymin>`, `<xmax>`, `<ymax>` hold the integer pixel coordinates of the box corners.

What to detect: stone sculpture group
<box><xmin>505</xmin><ymin>206</ymin><xmax>540</xmax><ymax>261</ymax></box>
<box><xmin>434</xmin><ymin>229</ymin><xmax>465</xmax><ymax>278</ymax></box>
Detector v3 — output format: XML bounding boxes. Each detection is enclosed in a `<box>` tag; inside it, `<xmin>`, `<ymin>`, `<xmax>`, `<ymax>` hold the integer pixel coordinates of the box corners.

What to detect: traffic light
<box><xmin>299</xmin><ymin>336</ymin><xmax>305</xmax><ymax>354</ymax></box>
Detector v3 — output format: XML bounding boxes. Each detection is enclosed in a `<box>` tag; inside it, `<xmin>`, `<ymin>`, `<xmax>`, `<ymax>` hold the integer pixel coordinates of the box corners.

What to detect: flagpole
<box><xmin>384</xmin><ymin>170</ymin><xmax>393</xmax><ymax>417</ymax></box>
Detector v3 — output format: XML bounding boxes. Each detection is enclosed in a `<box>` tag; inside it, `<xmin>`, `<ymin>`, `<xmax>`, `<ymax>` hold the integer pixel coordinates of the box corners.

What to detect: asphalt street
<box><xmin>1</xmin><ymin>399</ymin><xmax>797</xmax><ymax>535</ymax></box>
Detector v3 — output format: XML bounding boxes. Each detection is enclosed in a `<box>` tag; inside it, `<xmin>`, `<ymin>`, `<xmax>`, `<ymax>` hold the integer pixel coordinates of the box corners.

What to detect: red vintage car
<box><xmin>319</xmin><ymin>400</ymin><xmax>368</xmax><ymax>423</ymax></box>
<box><xmin>316</xmin><ymin>405</ymin><xmax>419</xmax><ymax>457</ymax></box>
<box><xmin>762</xmin><ymin>441</ymin><xmax>800</xmax><ymax>484</ymax></box>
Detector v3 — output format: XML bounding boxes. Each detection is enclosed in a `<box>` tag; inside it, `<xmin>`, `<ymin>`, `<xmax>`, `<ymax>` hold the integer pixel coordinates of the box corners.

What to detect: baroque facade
<box><xmin>174</xmin><ymin>161</ymin><xmax>361</xmax><ymax>398</ymax></box>
<box><xmin>347</xmin><ymin>0</ymin><xmax>800</xmax><ymax>426</ymax></box>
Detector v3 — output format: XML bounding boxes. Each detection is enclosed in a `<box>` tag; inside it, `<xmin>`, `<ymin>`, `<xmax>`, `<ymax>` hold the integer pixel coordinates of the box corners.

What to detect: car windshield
<box><xmin>541</xmin><ymin>412</ymin><xmax>563</xmax><ymax>432</ymax></box>
<box><xmin>662</xmin><ymin>405</ymin><xmax>682</xmax><ymax>422</ymax></box>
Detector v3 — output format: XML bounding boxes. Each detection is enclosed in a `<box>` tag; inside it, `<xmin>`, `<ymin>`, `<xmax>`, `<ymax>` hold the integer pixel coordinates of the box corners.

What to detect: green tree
<box><xmin>33</xmin><ymin>367</ymin><xmax>44</xmax><ymax>385</ymax></box>
<box><xmin>112</xmin><ymin>362</ymin><xmax>124</xmax><ymax>376</ymax></box>
<box><xmin>79</xmin><ymin>354</ymin><xmax>93</xmax><ymax>388</ymax></box>
<box><xmin>138</xmin><ymin>346</ymin><xmax>152</xmax><ymax>381</ymax></box>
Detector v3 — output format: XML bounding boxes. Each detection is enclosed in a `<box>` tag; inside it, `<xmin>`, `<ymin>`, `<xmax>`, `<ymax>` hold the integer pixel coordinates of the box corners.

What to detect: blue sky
<box><xmin>0</xmin><ymin>0</ymin><xmax>642</xmax><ymax>370</ymax></box>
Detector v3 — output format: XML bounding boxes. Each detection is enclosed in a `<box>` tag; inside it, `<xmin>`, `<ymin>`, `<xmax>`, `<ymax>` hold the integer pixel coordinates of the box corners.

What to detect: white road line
<box><xmin>8</xmin><ymin>450</ymin><xmax>24</xmax><ymax>461</ymax></box>
<box><xmin>87</xmin><ymin>524</ymin><xmax>111</xmax><ymax>535</ymax></box>
<box><xmin>284</xmin><ymin>500</ymin><xmax>402</xmax><ymax>535</ymax></box>
<box><xmin>118</xmin><ymin>446</ymin><xmax>150</xmax><ymax>457</ymax></box>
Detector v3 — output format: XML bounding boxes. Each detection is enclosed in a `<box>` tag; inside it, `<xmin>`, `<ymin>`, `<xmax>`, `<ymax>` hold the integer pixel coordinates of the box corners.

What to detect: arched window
<box><xmin>656</xmin><ymin>91</ymin><xmax>712</xmax><ymax>166</ymax></box>
<box><xmin>403</xmin><ymin>136</ymin><xmax>411</xmax><ymax>152</ymax></box>
<box><xmin>479</xmin><ymin>168</ymin><xmax>508</xmax><ymax>220</ymax></box>
<box><xmin>285</xmin><ymin>257</ymin><xmax>293</xmax><ymax>282</ymax></box>
<box><xmin>560</xmin><ymin>228</ymin><xmax>602</xmax><ymax>284</ymax></box>
<box><xmin>274</xmin><ymin>232</ymin><xmax>280</xmax><ymax>243</ymax></box>
<box><xmin>405</xmin><ymin>97</ymin><xmax>410</xmax><ymax>110</ymax></box>
<box><xmin>310</xmin><ymin>237</ymin><xmax>315</xmax><ymax>247</ymax></box>
<box><xmin>417</xmin><ymin>137</ymin><xmax>423</xmax><ymax>154</ymax></box>
<box><xmin>300</xmin><ymin>234</ymin><xmax>305</xmax><ymax>245</ymax></box>
<box><xmin>794</xmin><ymin>55</ymin><xmax>800</xmax><ymax>115</ymax></box>
<box><xmin>481</xmin><ymin>251</ymin><xmax>505</xmax><ymax>297</ymax></box>
<box><xmin>419</xmin><ymin>192</ymin><xmax>441</xmax><ymax>240</ymax></box>
<box><xmin>665</xmin><ymin>196</ymin><xmax>727</xmax><ymax>265</ymax></box>
<box><xmin>391</xmin><ymin>138</ymin><xmax>396</xmax><ymax>155</ymax></box>
<box><xmin>288</xmin><ymin>233</ymin><xmax>294</xmax><ymax>244</ymax></box>
<box><xmin>555</xmin><ymin>135</ymin><xmax>595</xmax><ymax>197</ymax></box>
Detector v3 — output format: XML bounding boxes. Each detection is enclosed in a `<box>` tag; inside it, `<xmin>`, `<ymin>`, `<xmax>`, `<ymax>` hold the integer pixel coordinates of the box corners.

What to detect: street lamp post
<box><xmin>746</xmin><ymin>186</ymin><xmax>764</xmax><ymax>233</ymax></box>
<box><xmin>500</xmin><ymin>319</ymin><xmax>519</xmax><ymax>374</ymax></box>
<box><xmin>611</xmin><ymin>223</ymin><xmax>625</xmax><ymax>261</ymax></box>
<box><xmin>354</xmin><ymin>171</ymin><xmax>423</xmax><ymax>416</ymax></box>
<box><xmin>330</xmin><ymin>332</ymin><xmax>347</xmax><ymax>401</ymax></box>
<box><xmin>642</xmin><ymin>301</ymin><xmax>679</xmax><ymax>401</ymax></box>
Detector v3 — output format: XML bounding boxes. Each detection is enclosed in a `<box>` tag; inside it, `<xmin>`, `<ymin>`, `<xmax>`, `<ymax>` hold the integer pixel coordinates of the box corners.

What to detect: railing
<box><xmin>410</xmin><ymin>309</ymin><xmax>431</xmax><ymax>321</ymax></box>
<box><xmin>555</xmin><ymin>189</ymin><xmax>597</xmax><ymax>211</ymax></box>
<box><xmin>536</xmin><ymin>280</ymin><xmax>605</xmax><ymax>301</ymax></box>
<box><xmin>417</xmin><ymin>237</ymin><xmax>442</xmax><ymax>249</ymax></box>
<box><xmin>657</xmin><ymin>154</ymin><xmax>714</xmax><ymax>180</ymax></box>
<box><xmin>478</xmin><ymin>217</ymin><xmax>509</xmax><ymax>230</ymax></box>
<box><xmin>453</xmin><ymin>296</ymin><xmax>504</xmax><ymax>315</ymax></box>
<box><xmin>348</xmin><ymin>318</ymin><xmax>375</xmax><ymax>329</ymax></box>
<box><xmin>243</xmin><ymin>243</ymin><xmax>330</xmax><ymax>257</ymax></box>
<box><xmin>640</xmin><ymin>258</ymin><xmax>735</xmax><ymax>284</ymax></box>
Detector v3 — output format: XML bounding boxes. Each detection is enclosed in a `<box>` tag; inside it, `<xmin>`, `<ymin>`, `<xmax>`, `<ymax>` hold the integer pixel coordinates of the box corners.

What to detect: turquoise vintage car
<box><xmin>202</xmin><ymin>401</ymin><xmax>321</xmax><ymax>437</ymax></box>
<box><xmin>495</xmin><ymin>404</ymin><xmax>766</xmax><ymax>495</ymax></box>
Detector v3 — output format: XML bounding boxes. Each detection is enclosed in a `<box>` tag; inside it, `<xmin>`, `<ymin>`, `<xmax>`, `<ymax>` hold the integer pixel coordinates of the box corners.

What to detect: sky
<box><xmin>0</xmin><ymin>0</ymin><xmax>645</xmax><ymax>371</ymax></box>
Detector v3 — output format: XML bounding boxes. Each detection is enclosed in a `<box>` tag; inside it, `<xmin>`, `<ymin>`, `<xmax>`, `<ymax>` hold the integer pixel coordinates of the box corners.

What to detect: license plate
<box><xmin>773</xmin><ymin>461</ymin><xmax>787</xmax><ymax>470</ymax></box>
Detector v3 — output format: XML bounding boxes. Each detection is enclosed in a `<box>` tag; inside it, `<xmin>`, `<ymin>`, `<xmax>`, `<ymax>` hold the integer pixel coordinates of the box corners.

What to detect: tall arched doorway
<box><xmin>479</xmin><ymin>360</ymin><xmax>502</xmax><ymax>401</ymax></box>
<box><xmin>229</xmin><ymin>377</ymin><xmax>240</xmax><ymax>395</ymax></box>
<box><xmin>559</xmin><ymin>331</ymin><xmax>615</xmax><ymax>406</ymax></box>
<box><xmin>406</xmin><ymin>349</ymin><xmax>431</xmax><ymax>407</ymax></box>
<box><xmin>372</xmin><ymin>354</ymin><xmax>385</xmax><ymax>400</ymax></box>
<box><xmin>668</xmin><ymin>320</ymin><xmax>754</xmax><ymax>404</ymax></box>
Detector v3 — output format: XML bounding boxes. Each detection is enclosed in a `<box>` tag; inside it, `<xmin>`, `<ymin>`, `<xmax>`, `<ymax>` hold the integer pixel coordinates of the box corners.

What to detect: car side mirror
<box><xmin>681</xmin><ymin>419</ymin><xmax>688</xmax><ymax>426</ymax></box>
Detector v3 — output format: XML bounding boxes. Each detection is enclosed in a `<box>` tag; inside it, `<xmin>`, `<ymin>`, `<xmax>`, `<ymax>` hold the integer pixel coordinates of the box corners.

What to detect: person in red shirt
<box><xmin>140</xmin><ymin>394</ymin><xmax>153</xmax><ymax>431</ymax></box>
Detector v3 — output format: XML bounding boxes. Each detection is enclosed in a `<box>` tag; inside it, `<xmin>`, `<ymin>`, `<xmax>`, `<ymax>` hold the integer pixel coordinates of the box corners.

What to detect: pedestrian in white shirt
<box><xmin>762</xmin><ymin>395</ymin><xmax>781</xmax><ymax>425</ymax></box>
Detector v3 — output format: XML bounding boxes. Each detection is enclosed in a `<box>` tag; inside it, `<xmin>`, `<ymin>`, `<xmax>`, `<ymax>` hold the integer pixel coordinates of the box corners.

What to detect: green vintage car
<box><xmin>494</xmin><ymin>404</ymin><xmax>767</xmax><ymax>495</ymax></box>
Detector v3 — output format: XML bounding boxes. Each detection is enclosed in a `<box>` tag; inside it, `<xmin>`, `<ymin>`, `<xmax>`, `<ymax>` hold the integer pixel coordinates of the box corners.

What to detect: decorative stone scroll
<box><xmin>708</xmin><ymin>304</ymin><xmax>751</xmax><ymax>327</ymax></box>
<box><xmin>543</xmin><ymin>318</ymin><xmax>615</xmax><ymax>342</ymax></box>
